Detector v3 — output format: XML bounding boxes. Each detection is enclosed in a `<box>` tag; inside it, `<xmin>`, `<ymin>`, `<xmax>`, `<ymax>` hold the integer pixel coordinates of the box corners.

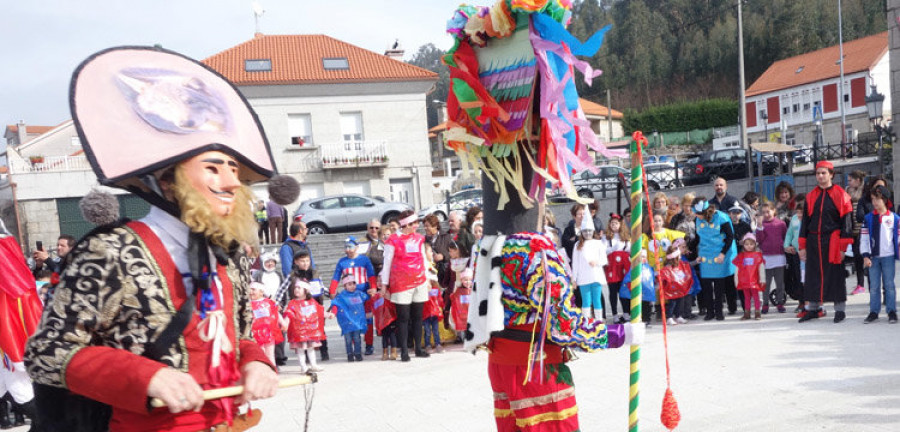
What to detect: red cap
<box><xmin>815</xmin><ymin>160</ymin><xmax>834</xmax><ymax>171</ymax></box>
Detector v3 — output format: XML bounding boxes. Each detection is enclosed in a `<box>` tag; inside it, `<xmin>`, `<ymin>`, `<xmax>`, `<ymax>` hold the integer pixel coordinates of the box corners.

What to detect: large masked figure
<box><xmin>25</xmin><ymin>47</ymin><xmax>297</xmax><ymax>431</ymax></box>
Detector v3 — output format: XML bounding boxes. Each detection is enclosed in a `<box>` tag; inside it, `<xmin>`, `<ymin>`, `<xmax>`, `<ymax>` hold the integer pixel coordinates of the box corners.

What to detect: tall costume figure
<box><xmin>442</xmin><ymin>2</ymin><xmax>643</xmax><ymax>431</ymax></box>
<box><xmin>798</xmin><ymin>161</ymin><xmax>853</xmax><ymax>323</ymax></box>
<box><xmin>25</xmin><ymin>47</ymin><xmax>299</xmax><ymax>431</ymax></box>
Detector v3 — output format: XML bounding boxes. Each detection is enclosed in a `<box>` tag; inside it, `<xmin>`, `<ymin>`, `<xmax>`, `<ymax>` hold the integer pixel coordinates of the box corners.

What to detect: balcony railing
<box><xmin>320</xmin><ymin>140</ymin><xmax>388</xmax><ymax>169</ymax></box>
<box><xmin>9</xmin><ymin>155</ymin><xmax>92</xmax><ymax>174</ymax></box>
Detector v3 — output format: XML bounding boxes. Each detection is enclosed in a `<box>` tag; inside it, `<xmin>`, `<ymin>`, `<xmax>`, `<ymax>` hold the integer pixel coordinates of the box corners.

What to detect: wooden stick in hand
<box><xmin>150</xmin><ymin>375</ymin><xmax>316</xmax><ymax>408</ymax></box>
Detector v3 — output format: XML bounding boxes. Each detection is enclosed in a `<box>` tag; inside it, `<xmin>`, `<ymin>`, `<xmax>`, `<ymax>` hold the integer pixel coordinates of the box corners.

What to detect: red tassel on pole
<box><xmin>660</xmin><ymin>388</ymin><xmax>681</xmax><ymax>430</ymax></box>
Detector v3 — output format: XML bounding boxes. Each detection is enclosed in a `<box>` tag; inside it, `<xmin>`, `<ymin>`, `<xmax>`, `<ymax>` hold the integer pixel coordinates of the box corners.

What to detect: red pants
<box><xmin>488</xmin><ymin>362</ymin><xmax>579</xmax><ymax>432</ymax></box>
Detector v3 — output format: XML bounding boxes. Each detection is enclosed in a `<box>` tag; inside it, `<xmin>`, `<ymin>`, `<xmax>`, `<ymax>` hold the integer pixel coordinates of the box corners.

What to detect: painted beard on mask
<box><xmin>171</xmin><ymin>154</ymin><xmax>258</xmax><ymax>252</ymax></box>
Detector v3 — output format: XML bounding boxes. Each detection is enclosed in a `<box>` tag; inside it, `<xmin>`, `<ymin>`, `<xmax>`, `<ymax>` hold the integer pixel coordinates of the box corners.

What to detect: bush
<box><xmin>622</xmin><ymin>99</ymin><xmax>738</xmax><ymax>134</ymax></box>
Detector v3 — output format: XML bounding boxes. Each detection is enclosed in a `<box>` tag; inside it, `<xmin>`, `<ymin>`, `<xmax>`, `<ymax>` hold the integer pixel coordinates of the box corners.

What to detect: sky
<box><xmin>0</xmin><ymin>0</ymin><xmax>465</xmax><ymax>129</ymax></box>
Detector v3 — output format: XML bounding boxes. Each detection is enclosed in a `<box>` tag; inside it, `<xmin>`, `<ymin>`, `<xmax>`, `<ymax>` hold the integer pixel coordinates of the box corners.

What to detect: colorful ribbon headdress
<box><xmin>442</xmin><ymin>0</ymin><xmax>625</xmax><ymax>210</ymax></box>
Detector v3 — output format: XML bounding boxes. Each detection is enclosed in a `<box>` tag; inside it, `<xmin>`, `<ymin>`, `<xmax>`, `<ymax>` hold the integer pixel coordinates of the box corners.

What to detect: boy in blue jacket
<box><xmin>860</xmin><ymin>185</ymin><xmax>900</xmax><ymax>324</ymax></box>
<box><xmin>330</xmin><ymin>274</ymin><xmax>376</xmax><ymax>361</ymax></box>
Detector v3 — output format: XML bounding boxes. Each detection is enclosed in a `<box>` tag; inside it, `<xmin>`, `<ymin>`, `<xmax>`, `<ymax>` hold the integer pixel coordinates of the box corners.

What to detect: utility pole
<box><xmin>888</xmin><ymin>0</ymin><xmax>900</xmax><ymax>204</ymax></box>
<box><xmin>738</xmin><ymin>0</ymin><xmax>752</xmax><ymax>188</ymax></box>
<box><xmin>838</xmin><ymin>0</ymin><xmax>847</xmax><ymax>157</ymax></box>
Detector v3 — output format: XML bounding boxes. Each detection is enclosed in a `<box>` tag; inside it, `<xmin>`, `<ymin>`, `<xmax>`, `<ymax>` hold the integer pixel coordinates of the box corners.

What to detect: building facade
<box><xmin>745</xmin><ymin>32</ymin><xmax>890</xmax><ymax>150</ymax></box>
<box><xmin>203</xmin><ymin>34</ymin><xmax>438</xmax><ymax>211</ymax></box>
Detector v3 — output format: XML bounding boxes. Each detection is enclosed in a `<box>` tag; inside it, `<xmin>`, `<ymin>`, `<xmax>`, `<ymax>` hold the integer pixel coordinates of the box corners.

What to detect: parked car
<box><xmin>572</xmin><ymin>165</ymin><xmax>629</xmax><ymax>198</ymax></box>
<box><xmin>644</xmin><ymin>162</ymin><xmax>683</xmax><ymax>190</ymax></box>
<box><xmin>294</xmin><ymin>194</ymin><xmax>413</xmax><ymax>234</ymax></box>
<box><xmin>681</xmin><ymin>149</ymin><xmax>780</xmax><ymax>186</ymax></box>
<box><xmin>418</xmin><ymin>188</ymin><xmax>483</xmax><ymax>221</ymax></box>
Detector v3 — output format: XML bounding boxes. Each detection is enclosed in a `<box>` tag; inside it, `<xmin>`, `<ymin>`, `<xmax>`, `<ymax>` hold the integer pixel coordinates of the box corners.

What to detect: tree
<box><xmin>407</xmin><ymin>43</ymin><xmax>450</xmax><ymax>128</ymax></box>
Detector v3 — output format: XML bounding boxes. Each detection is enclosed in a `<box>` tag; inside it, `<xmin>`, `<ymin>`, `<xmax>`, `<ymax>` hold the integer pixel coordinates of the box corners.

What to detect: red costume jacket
<box><xmin>799</xmin><ymin>184</ymin><xmax>854</xmax><ymax>264</ymax></box>
<box><xmin>284</xmin><ymin>299</ymin><xmax>325</xmax><ymax>343</ymax></box>
<box><xmin>423</xmin><ymin>283</ymin><xmax>444</xmax><ymax>320</ymax></box>
<box><xmin>604</xmin><ymin>250</ymin><xmax>630</xmax><ymax>283</ymax></box>
<box><xmin>251</xmin><ymin>298</ymin><xmax>282</xmax><ymax>346</ymax></box>
<box><xmin>372</xmin><ymin>293</ymin><xmax>396</xmax><ymax>332</ymax></box>
<box><xmin>25</xmin><ymin>220</ymin><xmax>272</xmax><ymax>431</ymax></box>
<box><xmin>450</xmin><ymin>285</ymin><xmax>471</xmax><ymax>331</ymax></box>
<box><xmin>733</xmin><ymin>251</ymin><xmax>765</xmax><ymax>292</ymax></box>
<box><xmin>659</xmin><ymin>261</ymin><xmax>693</xmax><ymax>300</ymax></box>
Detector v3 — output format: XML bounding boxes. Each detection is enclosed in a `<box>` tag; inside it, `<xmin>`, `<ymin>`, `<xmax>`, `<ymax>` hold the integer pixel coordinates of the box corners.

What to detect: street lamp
<box><xmin>865</xmin><ymin>84</ymin><xmax>886</xmax><ymax>174</ymax></box>
<box><xmin>761</xmin><ymin>111</ymin><xmax>768</xmax><ymax>143</ymax></box>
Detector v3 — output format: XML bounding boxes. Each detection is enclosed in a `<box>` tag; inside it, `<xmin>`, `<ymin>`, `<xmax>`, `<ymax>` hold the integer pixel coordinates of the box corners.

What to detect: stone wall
<box><xmin>19</xmin><ymin>199</ymin><xmax>60</xmax><ymax>255</ymax></box>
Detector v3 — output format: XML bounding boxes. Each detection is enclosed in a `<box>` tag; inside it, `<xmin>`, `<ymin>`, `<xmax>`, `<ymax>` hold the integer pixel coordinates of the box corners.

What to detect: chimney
<box><xmin>384</xmin><ymin>39</ymin><xmax>404</xmax><ymax>61</ymax></box>
<box><xmin>16</xmin><ymin>120</ymin><xmax>26</xmax><ymax>146</ymax></box>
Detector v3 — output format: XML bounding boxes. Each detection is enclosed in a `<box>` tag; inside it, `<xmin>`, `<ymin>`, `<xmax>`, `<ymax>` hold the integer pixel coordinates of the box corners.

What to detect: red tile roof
<box><xmin>5</xmin><ymin>125</ymin><xmax>54</xmax><ymax>135</ymax></box>
<box><xmin>203</xmin><ymin>34</ymin><xmax>438</xmax><ymax>86</ymax></box>
<box><xmin>746</xmin><ymin>32</ymin><xmax>887</xmax><ymax>97</ymax></box>
<box><xmin>579</xmin><ymin>98</ymin><xmax>624</xmax><ymax>119</ymax></box>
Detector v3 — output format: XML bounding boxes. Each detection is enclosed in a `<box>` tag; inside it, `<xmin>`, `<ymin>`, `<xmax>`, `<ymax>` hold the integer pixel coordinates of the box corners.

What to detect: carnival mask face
<box><xmin>180</xmin><ymin>150</ymin><xmax>241</xmax><ymax>217</ymax></box>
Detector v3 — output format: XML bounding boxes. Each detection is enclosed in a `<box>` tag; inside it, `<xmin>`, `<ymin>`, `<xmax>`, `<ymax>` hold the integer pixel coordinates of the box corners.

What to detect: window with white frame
<box><xmin>785</xmin><ymin>131</ymin><xmax>796</xmax><ymax>146</ymax></box>
<box><xmin>288</xmin><ymin>114</ymin><xmax>313</xmax><ymax>146</ymax></box>
<box><xmin>340</xmin><ymin>112</ymin><xmax>364</xmax><ymax>150</ymax></box>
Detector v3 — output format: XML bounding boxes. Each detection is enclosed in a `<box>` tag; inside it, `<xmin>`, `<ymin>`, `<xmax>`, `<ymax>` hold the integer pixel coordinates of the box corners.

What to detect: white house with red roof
<box><xmin>203</xmin><ymin>33</ymin><xmax>439</xmax><ymax>212</ymax></box>
<box><xmin>745</xmin><ymin>32</ymin><xmax>890</xmax><ymax>149</ymax></box>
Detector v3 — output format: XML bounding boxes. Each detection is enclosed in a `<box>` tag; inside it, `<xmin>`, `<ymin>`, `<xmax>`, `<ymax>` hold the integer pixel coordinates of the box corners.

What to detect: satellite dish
<box><xmin>252</xmin><ymin>1</ymin><xmax>265</xmax><ymax>17</ymax></box>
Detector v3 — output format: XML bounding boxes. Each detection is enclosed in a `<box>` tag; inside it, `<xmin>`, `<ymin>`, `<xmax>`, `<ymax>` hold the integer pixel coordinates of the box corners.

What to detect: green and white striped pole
<box><xmin>628</xmin><ymin>131</ymin><xmax>647</xmax><ymax>432</ymax></box>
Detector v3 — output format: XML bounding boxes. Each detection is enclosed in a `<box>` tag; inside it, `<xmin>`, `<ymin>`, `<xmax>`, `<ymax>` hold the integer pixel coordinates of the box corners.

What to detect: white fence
<box><xmin>9</xmin><ymin>156</ymin><xmax>92</xmax><ymax>174</ymax></box>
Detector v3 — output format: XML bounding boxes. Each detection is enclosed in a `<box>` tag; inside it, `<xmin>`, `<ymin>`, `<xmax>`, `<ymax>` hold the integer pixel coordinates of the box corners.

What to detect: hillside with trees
<box><xmin>411</xmin><ymin>0</ymin><xmax>887</xmax><ymax>129</ymax></box>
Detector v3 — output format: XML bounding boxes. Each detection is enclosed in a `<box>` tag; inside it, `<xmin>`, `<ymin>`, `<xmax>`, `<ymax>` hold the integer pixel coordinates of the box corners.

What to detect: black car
<box><xmin>682</xmin><ymin>149</ymin><xmax>781</xmax><ymax>185</ymax></box>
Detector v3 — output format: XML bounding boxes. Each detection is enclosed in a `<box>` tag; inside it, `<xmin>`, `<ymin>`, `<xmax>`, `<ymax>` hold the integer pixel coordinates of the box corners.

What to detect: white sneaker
<box><xmin>300</xmin><ymin>366</ymin><xmax>309</xmax><ymax>374</ymax></box>
<box><xmin>308</xmin><ymin>365</ymin><xmax>324</xmax><ymax>372</ymax></box>
<box><xmin>666</xmin><ymin>318</ymin><xmax>677</xmax><ymax>326</ymax></box>
<box><xmin>676</xmin><ymin>317</ymin><xmax>687</xmax><ymax>324</ymax></box>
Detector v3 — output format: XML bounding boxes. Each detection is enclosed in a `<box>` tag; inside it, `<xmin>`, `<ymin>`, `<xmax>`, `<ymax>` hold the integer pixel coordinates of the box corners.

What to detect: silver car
<box><xmin>418</xmin><ymin>188</ymin><xmax>483</xmax><ymax>221</ymax></box>
<box><xmin>294</xmin><ymin>194</ymin><xmax>412</xmax><ymax>235</ymax></box>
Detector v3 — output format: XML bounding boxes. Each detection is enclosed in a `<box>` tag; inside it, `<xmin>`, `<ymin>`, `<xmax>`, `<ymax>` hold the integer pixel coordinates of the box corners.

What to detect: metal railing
<box><xmin>319</xmin><ymin>140</ymin><xmax>388</xmax><ymax>168</ymax></box>
<box><xmin>9</xmin><ymin>155</ymin><xmax>92</xmax><ymax>174</ymax></box>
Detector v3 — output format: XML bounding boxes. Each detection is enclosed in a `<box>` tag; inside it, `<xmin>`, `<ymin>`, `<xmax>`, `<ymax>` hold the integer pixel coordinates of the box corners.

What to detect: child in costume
<box><xmin>860</xmin><ymin>185</ymin><xmax>900</xmax><ymax>324</ymax></box>
<box><xmin>571</xmin><ymin>207</ymin><xmax>609</xmax><ymax>320</ymax></box>
<box><xmin>644</xmin><ymin>213</ymin><xmax>685</xmax><ymax>271</ymax></box>
<box><xmin>620</xmin><ymin>250</ymin><xmax>657</xmax><ymax>326</ymax></box>
<box><xmin>330</xmin><ymin>274</ymin><xmax>374</xmax><ymax>362</ymax></box>
<box><xmin>283</xmin><ymin>280</ymin><xmax>326</xmax><ymax>373</ymax></box>
<box><xmin>733</xmin><ymin>234</ymin><xmax>766</xmax><ymax>320</ymax></box>
<box><xmin>603</xmin><ymin>213</ymin><xmax>631</xmax><ymax>323</ymax></box>
<box><xmin>754</xmin><ymin>202</ymin><xmax>788</xmax><ymax>313</ymax></box>
<box><xmin>676</xmin><ymin>238</ymin><xmax>702</xmax><ymax>319</ymax></box>
<box><xmin>372</xmin><ymin>291</ymin><xmax>398</xmax><ymax>360</ymax></box>
<box><xmin>249</xmin><ymin>282</ymin><xmax>286</xmax><ymax>366</ymax></box>
<box><xmin>253</xmin><ymin>252</ymin><xmax>283</xmax><ymax>299</ymax></box>
<box><xmin>450</xmin><ymin>268</ymin><xmax>473</xmax><ymax>341</ymax></box>
<box><xmin>423</xmin><ymin>243</ymin><xmax>445</xmax><ymax>353</ymax></box>
<box><xmin>659</xmin><ymin>244</ymin><xmax>693</xmax><ymax>325</ymax></box>
<box><xmin>330</xmin><ymin>236</ymin><xmax>378</xmax><ymax>356</ymax></box>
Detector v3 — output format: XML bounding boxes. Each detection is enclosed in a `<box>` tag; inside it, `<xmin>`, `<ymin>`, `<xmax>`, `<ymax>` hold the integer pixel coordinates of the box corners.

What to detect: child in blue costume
<box><xmin>690</xmin><ymin>197</ymin><xmax>737</xmax><ymax>321</ymax></box>
<box><xmin>330</xmin><ymin>274</ymin><xmax>375</xmax><ymax>362</ymax></box>
<box><xmin>620</xmin><ymin>250</ymin><xmax>657</xmax><ymax>327</ymax></box>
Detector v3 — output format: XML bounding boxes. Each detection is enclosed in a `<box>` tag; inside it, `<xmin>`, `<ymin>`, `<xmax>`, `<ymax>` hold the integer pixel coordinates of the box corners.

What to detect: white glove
<box><xmin>12</xmin><ymin>362</ymin><xmax>26</xmax><ymax>373</ymax></box>
<box><xmin>623</xmin><ymin>322</ymin><xmax>645</xmax><ymax>346</ymax></box>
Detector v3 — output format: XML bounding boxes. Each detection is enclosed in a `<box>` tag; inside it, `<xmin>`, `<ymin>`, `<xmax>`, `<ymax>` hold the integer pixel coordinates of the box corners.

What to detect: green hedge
<box><xmin>622</xmin><ymin>99</ymin><xmax>738</xmax><ymax>134</ymax></box>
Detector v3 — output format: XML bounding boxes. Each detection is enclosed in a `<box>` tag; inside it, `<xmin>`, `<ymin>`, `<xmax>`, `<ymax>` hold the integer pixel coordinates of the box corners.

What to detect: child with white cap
<box><xmin>570</xmin><ymin>205</ymin><xmax>608</xmax><ymax>320</ymax></box>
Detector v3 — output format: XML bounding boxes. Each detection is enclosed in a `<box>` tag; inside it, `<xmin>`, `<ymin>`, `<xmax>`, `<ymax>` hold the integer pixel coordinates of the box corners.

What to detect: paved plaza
<box><xmin>251</xmin><ymin>276</ymin><xmax>900</xmax><ymax>432</ymax></box>
<box><xmin>11</xmin><ymin>276</ymin><xmax>900</xmax><ymax>431</ymax></box>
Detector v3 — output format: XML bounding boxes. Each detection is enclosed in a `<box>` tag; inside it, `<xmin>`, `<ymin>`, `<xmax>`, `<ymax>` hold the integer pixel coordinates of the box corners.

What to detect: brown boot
<box><xmin>389</xmin><ymin>347</ymin><xmax>398</xmax><ymax>360</ymax></box>
<box><xmin>741</xmin><ymin>310</ymin><xmax>751</xmax><ymax>320</ymax></box>
<box><xmin>381</xmin><ymin>348</ymin><xmax>389</xmax><ymax>361</ymax></box>
<box><xmin>754</xmin><ymin>310</ymin><xmax>761</xmax><ymax>320</ymax></box>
